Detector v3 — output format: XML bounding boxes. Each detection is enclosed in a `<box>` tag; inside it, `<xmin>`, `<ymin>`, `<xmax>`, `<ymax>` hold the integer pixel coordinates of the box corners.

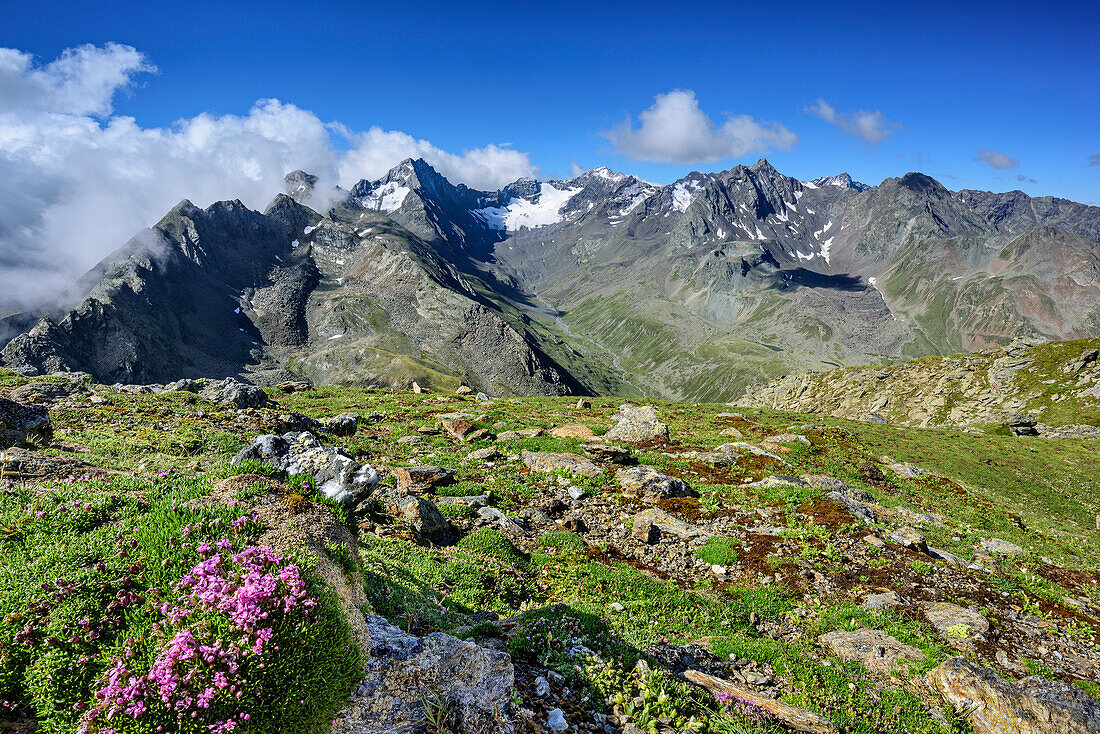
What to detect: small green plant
<box><xmin>324</xmin><ymin>541</ymin><xmax>359</xmax><ymax>575</ymax></box>
<box><xmin>694</xmin><ymin>536</ymin><xmax>741</xmax><ymax>566</ymax></box>
<box><xmin>945</xmin><ymin>623</ymin><xmax>971</xmax><ymax>638</ymax></box>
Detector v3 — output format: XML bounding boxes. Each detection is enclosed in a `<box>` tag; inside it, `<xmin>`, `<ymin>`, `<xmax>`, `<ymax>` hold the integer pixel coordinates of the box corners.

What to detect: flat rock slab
<box><xmin>819</xmin><ymin>629</ymin><xmax>926</xmax><ymax>675</ymax></box>
<box><xmin>584</xmin><ymin>444</ymin><xmax>630</xmax><ymax>464</ymax></box>
<box><xmin>633</xmin><ymin>508</ymin><xmax>704</xmax><ymax>540</ymax></box>
<box><xmin>522</xmin><ymin>451</ymin><xmax>601</xmax><ymax>477</ymax></box>
<box><xmin>928</xmin><ymin>657</ymin><xmax>1100</xmax><ymax>734</ymax></box>
<box><xmin>616</xmin><ymin>466</ymin><xmax>695</xmax><ymax>503</ymax></box>
<box><xmin>863</xmin><ymin>591</ymin><xmax>902</xmax><ymax>610</ymax></box>
<box><xmin>980</xmin><ymin>537</ymin><xmax>1026</xmax><ymax>556</ymax></box>
<box><xmin>394</xmin><ymin>465</ymin><xmax>456</xmax><ymax>491</ymax></box>
<box><xmin>922</xmin><ymin>602</ymin><xmax>989</xmax><ymax>642</ymax></box>
<box><xmin>604</xmin><ymin>404</ymin><xmax>670</xmax><ymax>443</ymax></box>
<box><xmin>716</xmin><ymin>442</ymin><xmax>788</xmax><ymax>464</ymax></box>
<box><xmin>549</xmin><ymin>424</ymin><xmax>597</xmax><ymax>440</ymax></box>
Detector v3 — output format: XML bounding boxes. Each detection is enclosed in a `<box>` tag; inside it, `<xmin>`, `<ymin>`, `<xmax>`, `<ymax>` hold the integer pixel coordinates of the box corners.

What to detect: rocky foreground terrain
<box><xmin>1</xmin><ymin>350</ymin><xmax>1099</xmax><ymax>733</ymax></box>
<box><xmin>742</xmin><ymin>338</ymin><xmax>1100</xmax><ymax>435</ymax></box>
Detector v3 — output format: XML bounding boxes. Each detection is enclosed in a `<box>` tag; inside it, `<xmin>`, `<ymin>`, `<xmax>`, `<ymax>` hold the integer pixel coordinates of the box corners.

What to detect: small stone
<box><xmin>616</xmin><ymin>466</ymin><xmax>695</xmax><ymax>503</ymax></box>
<box><xmin>567</xmin><ymin>486</ymin><xmax>586</xmax><ymax>500</ymax></box>
<box><xmin>535</xmin><ymin>676</ymin><xmax>551</xmax><ymax>698</ymax></box>
<box><xmin>455</xmin><ymin>385</ymin><xmax>473</xmax><ymax>395</ymax></box>
<box><xmin>394</xmin><ymin>466</ymin><xmax>456</xmax><ymax>492</ymax></box>
<box><xmin>632</xmin><ymin>519</ymin><xmax>660</xmax><ymax>544</ymax></box>
<box><xmin>412</xmin><ymin>381</ymin><xmax>423</xmax><ymax>394</ymax></box>
<box><xmin>609</xmin><ymin>602</ymin><xmax>625</xmax><ymax>612</ymax></box>
<box><xmin>864</xmin><ymin>534</ymin><xmax>886</xmax><ymax>549</ymax></box>
<box><xmin>576</xmin><ymin>398</ymin><xmax>591</xmax><ymax>409</ymax></box>
<box><xmin>887</xmin><ymin>525</ymin><xmax>928</xmax><ymax>554</ymax></box>
<box><xmin>325</xmin><ymin>413</ymin><xmax>360</xmax><ymax>437</ymax></box>
<box><xmin>547</xmin><ymin>708</ymin><xmax>568</xmax><ymax>732</ymax></box>
<box><xmin>466</xmin><ymin>447</ymin><xmax>500</xmax><ymax>461</ymax></box>
<box><xmin>980</xmin><ymin>538</ymin><xmax>1026</xmax><ymax>556</ymax></box>
<box><xmin>864</xmin><ymin>591</ymin><xmax>901</xmax><ymax>610</ymax></box>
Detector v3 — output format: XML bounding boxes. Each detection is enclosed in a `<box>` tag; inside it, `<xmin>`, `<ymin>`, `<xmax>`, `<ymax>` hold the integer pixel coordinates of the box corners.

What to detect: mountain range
<box><xmin>2</xmin><ymin>158</ymin><xmax>1098</xmax><ymax>400</ymax></box>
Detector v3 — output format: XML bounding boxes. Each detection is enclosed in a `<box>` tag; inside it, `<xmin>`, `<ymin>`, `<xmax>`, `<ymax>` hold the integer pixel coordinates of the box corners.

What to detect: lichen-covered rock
<box><xmin>819</xmin><ymin>628</ymin><xmax>926</xmax><ymax>675</ymax></box>
<box><xmin>928</xmin><ymin>657</ymin><xmax>1100</xmax><ymax>734</ymax></box>
<box><xmin>616</xmin><ymin>466</ymin><xmax>695</xmax><ymax>503</ymax></box>
<box><xmin>522</xmin><ymin>451</ymin><xmax>601</xmax><ymax>477</ymax></box>
<box><xmin>922</xmin><ymin>602</ymin><xmax>989</xmax><ymax>647</ymax></box>
<box><xmin>0</xmin><ymin>397</ymin><xmax>52</xmax><ymax>447</ymax></box>
<box><xmin>231</xmin><ymin>432</ymin><xmax>379</xmax><ymax>506</ymax></box>
<box><xmin>584</xmin><ymin>443</ymin><xmax>631</xmax><ymax>464</ymax></box>
<box><xmin>8</xmin><ymin>378</ymin><xmax>88</xmax><ymax>404</ymax></box>
<box><xmin>200</xmin><ymin>378</ymin><xmax>270</xmax><ymax>408</ymax></box>
<box><xmin>604</xmin><ymin>404</ymin><xmax>670</xmax><ymax>444</ymax></box>
<box><xmin>331</xmin><ymin>616</ymin><xmax>515</xmax><ymax>734</ymax></box>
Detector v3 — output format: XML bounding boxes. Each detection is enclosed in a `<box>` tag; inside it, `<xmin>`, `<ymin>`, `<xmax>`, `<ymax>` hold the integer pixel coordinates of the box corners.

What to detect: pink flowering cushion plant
<box><xmin>0</xmin><ymin>475</ymin><xmax>359</xmax><ymax>734</ymax></box>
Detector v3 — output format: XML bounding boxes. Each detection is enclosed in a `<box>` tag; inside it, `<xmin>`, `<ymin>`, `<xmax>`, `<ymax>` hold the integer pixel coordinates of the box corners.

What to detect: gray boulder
<box><xmin>375</xmin><ymin>486</ymin><xmax>450</xmax><ymax>542</ymax></box>
<box><xmin>0</xmin><ymin>397</ymin><xmax>52</xmax><ymax>447</ymax></box>
<box><xmin>604</xmin><ymin>404</ymin><xmax>670</xmax><ymax>443</ymax></box>
<box><xmin>331</xmin><ymin>616</ymin><xmax>515</xmax><ymax>734</ymax></box>
<box><xmin>231</xmin><ymin>431</ymin><xmax>379</xmax><ymax>506</ymax></box>
<box><xmin>326</xmin><ymin>412</ymin><xmax>360</xmax><ymax>437</ymax></box>
<box><xmin>616</xmin><ymin>466</ymin><xmax>695</xmax><ymax>503</ymax></box>
<box><xmin>201</xmin><ymin>378</ymin><xmax>270</xmax><ymax>408</ymax></box>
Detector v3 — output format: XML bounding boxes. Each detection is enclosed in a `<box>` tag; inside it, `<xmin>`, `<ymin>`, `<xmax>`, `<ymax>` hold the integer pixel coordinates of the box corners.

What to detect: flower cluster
<box><xmin>81</xmin><ymin>541</ymin><xmax>316</xmax><ymax>734</ymax></box>
<box><xmin>716</xmin><ymin>691</ymin><xmax>775</xmax><ymax>722</ymax></box>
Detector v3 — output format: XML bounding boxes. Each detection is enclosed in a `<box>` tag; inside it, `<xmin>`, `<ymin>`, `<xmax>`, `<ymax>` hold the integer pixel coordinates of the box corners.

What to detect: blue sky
<box><xmin>3</xmin><ymin>0</ymin><xmax>1099</xmax><ymax>202</ymax></box>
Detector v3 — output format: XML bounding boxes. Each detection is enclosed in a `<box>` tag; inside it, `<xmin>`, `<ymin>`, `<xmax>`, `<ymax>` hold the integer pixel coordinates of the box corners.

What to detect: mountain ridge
<box><xmin>2</xmin><ymin>158</ymin><xmax>1097</xmax><ymax>399</ymax></box>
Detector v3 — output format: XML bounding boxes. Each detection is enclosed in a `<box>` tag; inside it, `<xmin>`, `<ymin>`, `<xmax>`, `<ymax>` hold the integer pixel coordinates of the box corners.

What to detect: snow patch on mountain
<box><xmin>358</xmin><ymin>182</ymin><xmax>411</xmax><ymax>213</ymax></box>
<box><xmin>474</xmin><ymin>182</ymin><xmax>582</xmax><ymax>230</ymax></box>
<box><xmin>671</xmin><ymin>180</ymin><xmax>702</xmax><ymax>212</ymax></box>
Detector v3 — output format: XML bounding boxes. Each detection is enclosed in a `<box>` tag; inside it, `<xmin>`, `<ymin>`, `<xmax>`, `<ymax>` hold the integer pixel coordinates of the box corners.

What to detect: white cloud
<box><xmin>603</xmin><ymin>89</ymin><xmax>797</xmax><ymax>164</ymax></box>
<box><xmin>0</xmin><ymin>43</ymin><xmax>539</xmax><ymax>308</ymax></box>
<box><xmin>973</xmin><ymin>149</ymin><xmax>1020</xmax><ymax>170</ymax></box>
<box><xmin>807</xmin><ymin>98</ymin><xmax>897</xmax><ymax>144</ymax></box>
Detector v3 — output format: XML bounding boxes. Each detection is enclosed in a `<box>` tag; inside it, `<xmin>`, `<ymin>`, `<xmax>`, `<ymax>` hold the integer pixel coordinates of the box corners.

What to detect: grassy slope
<box><xmin>3</xmin><ymin>367</ymin><xmax>1099</xmax><ymax>732</ymax></box>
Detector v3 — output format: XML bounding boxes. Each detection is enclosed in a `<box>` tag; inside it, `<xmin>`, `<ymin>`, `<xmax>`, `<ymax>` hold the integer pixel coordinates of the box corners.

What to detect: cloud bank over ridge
<box><xmin>0</xmin><ymin>43</ymin><xmax>538</xmax><ymax>307</ymax></box>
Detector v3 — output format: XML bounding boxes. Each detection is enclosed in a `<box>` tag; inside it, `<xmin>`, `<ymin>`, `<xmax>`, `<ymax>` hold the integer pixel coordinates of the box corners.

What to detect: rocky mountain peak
<box><xmin>284</xmin><ymin>170</ymin><xmax>318</xmax><ymax>202</ymax></box>
<box><xmin>810</xmin><ymin>172</ymin><xmax>871</xmax><ymax>191</ymax></box>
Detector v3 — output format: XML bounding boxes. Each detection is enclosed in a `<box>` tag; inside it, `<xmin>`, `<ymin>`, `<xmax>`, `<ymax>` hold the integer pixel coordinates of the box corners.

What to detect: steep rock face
<box><xmin>2</xmin><ymin>198</ymin><xmax>306</xmax><ymax>383</ymax></box>
<box><xmin>0</xmin><ymin>185</ymin><xmax>583</xmax><ymax>395</ymax></box>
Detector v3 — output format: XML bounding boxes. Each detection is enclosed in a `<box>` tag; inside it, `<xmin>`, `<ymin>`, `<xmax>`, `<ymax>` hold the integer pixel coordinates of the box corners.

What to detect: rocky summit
<box><xmin>1</xmin><ymin>367</ymin><xmax>1098</xmax><ymax>734</ymax></box>
<box><xmin>2</xmin><ymin>159</ymin><xmax>1098</xmax><ymax>401</ymax></box>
